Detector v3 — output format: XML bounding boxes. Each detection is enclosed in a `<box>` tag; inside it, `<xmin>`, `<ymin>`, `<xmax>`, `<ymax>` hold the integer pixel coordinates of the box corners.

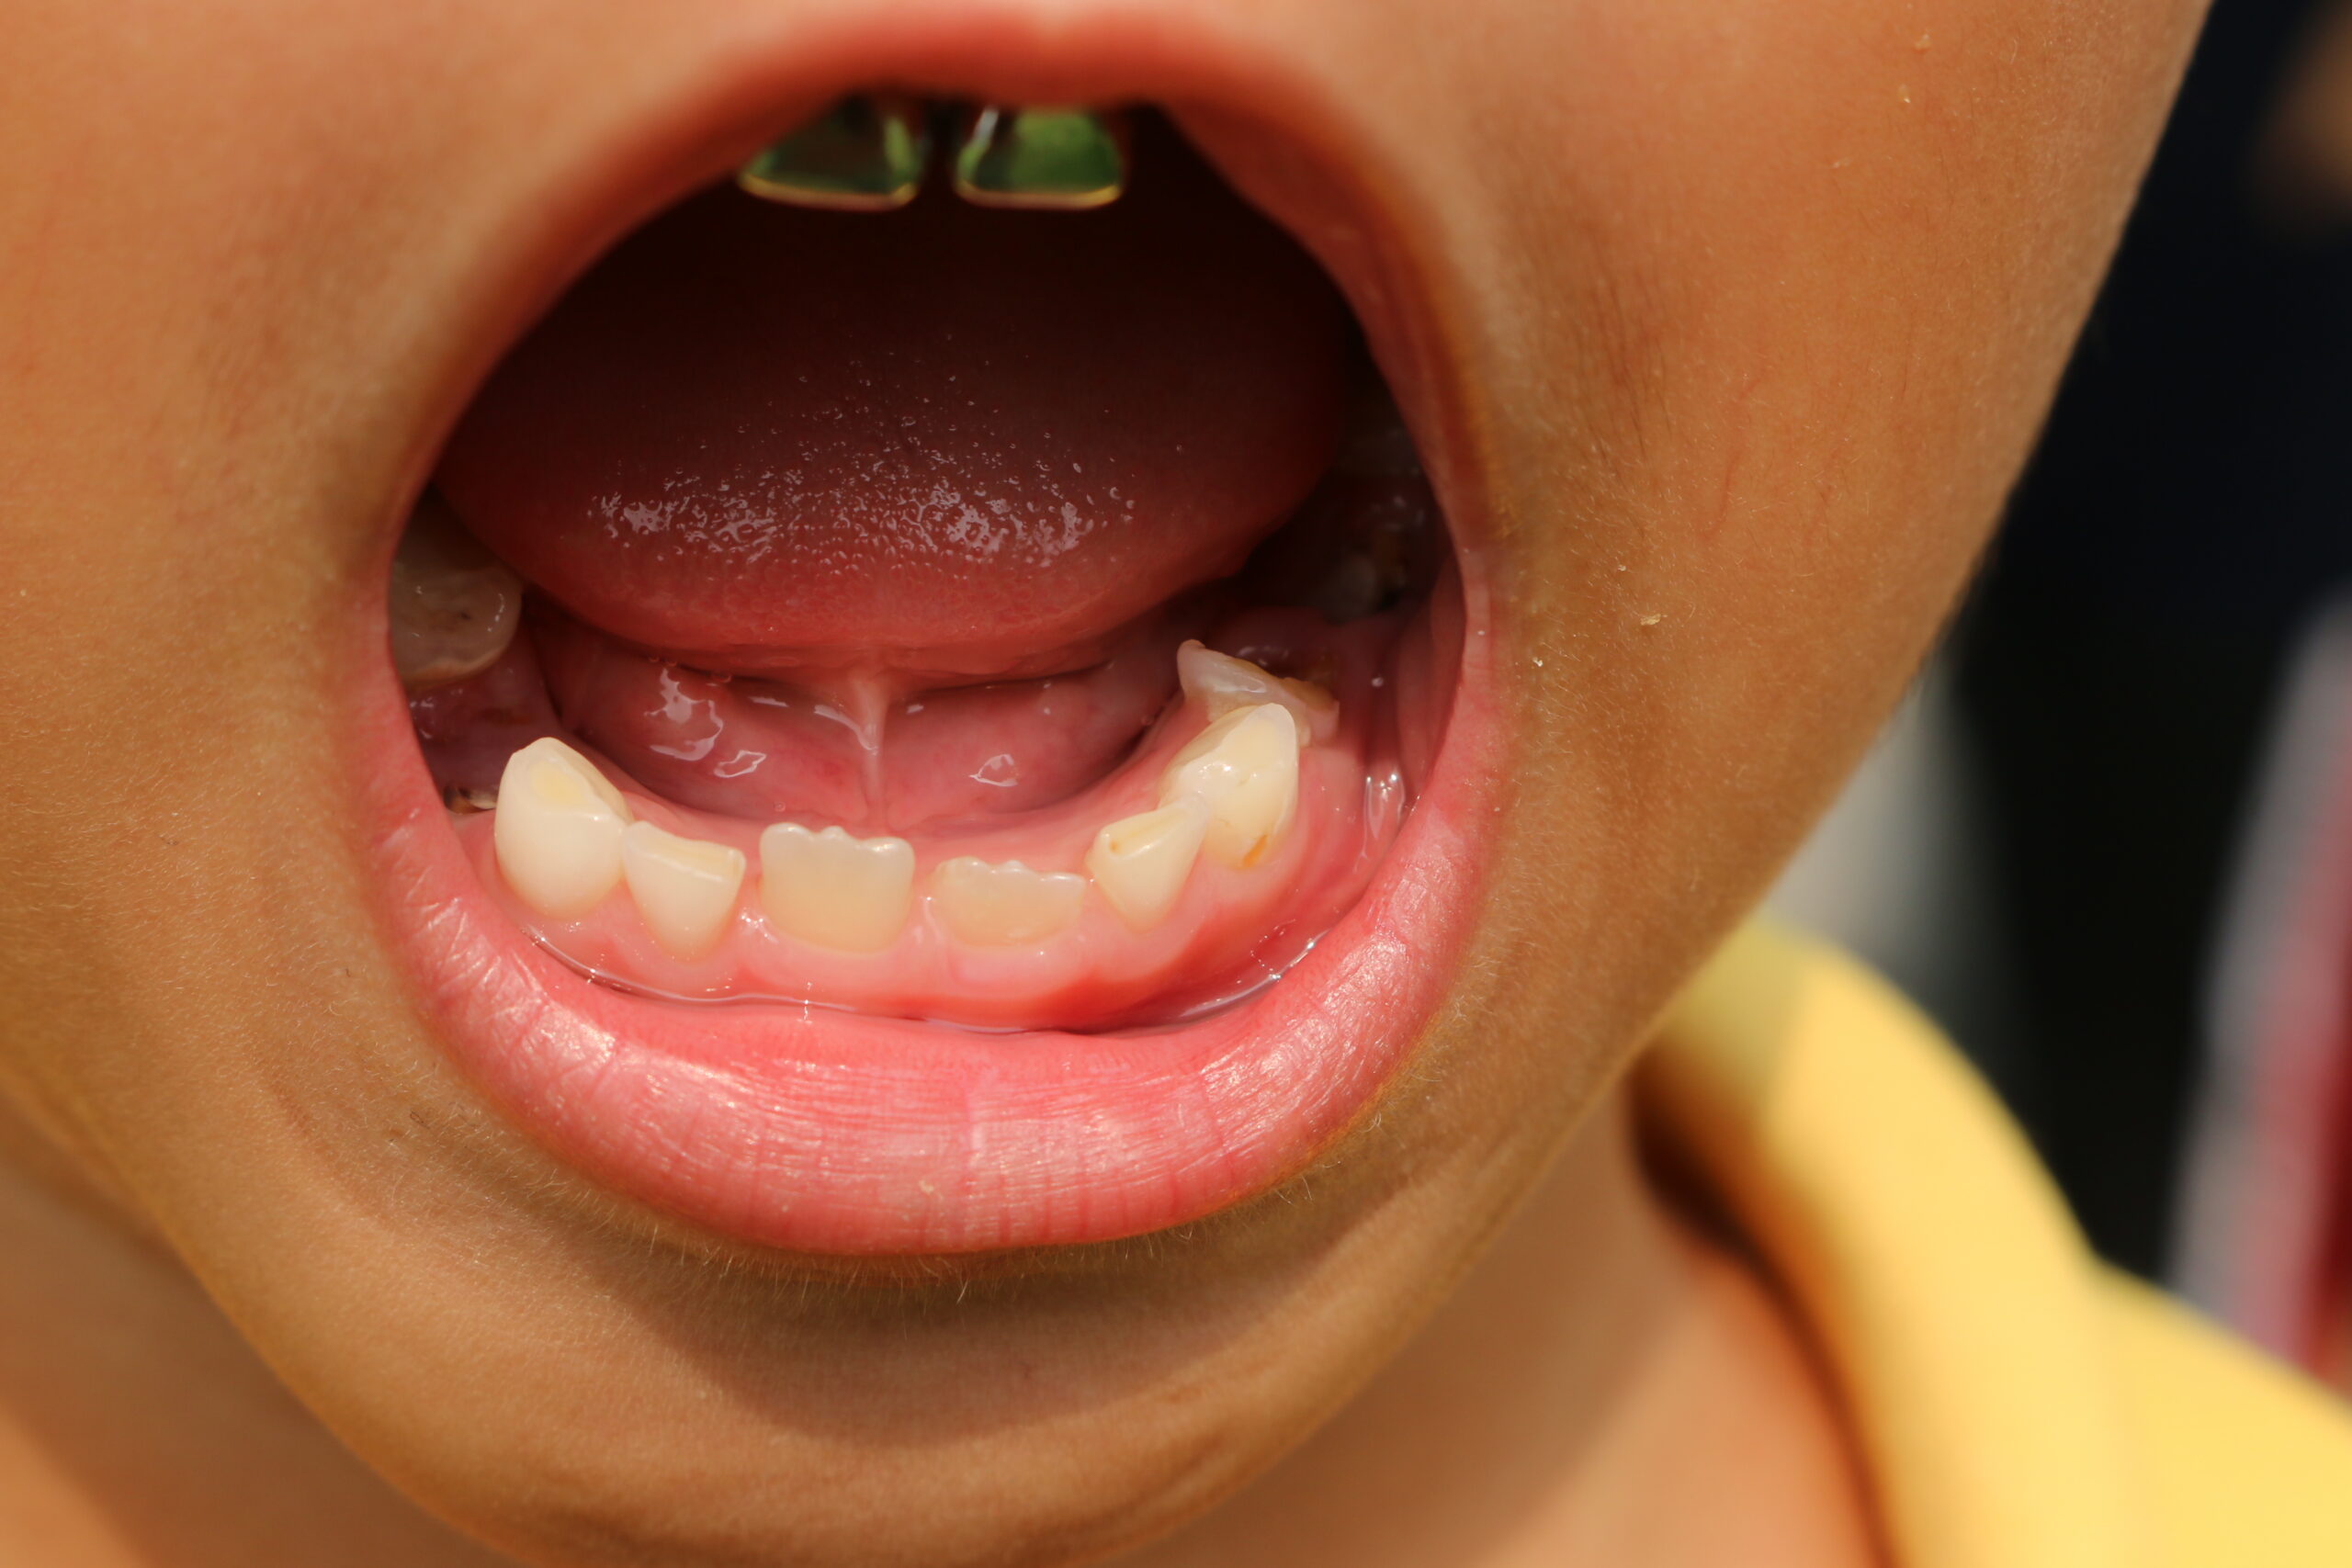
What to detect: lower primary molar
<box><xmin>390</xmin><ymin>491</ymin><xmax>524</xmax><ymax>692</ymax></box>
<box><xmin>458</xmin><ymin>616</ymin><xmax>1410</xmax><ymax>1031</ymax></box>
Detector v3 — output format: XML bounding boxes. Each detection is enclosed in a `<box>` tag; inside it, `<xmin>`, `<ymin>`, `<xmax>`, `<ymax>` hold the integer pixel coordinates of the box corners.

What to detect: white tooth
<box><xmin>1086</xmin><ymin>797</ymin><xmax>1209</xmax><ymax>931</ymax></box>
<box><xmin>1159</xmin><ymin>703</ymin><xmax>1300</xmax><ymax>869</ymax></box>
<box><xmin>493</xmin><ymin>739</ymin><xmax>632</xmax><ymax>919</ymax></box>
<box><xmin>507</xmin><ymin>736</ymin><xmax>632</xmax><ymax>818</ymax></box>
<box><xmin>758</xmin><ymin>823</ymin><xmax>914</xmax><ymax>952</ymax></box>
<box><xmin>623</xmin><ymin>821</ymin><xmax>746</xmax><ymax>960</ymax></box>
<box><xmin>391</xmin><ymin>491</ymin><xmax>524</xmax><ymax>692</ymax></box>
<box><xmin>931</xmin><ymin>858</ymin><xmax>1085</xmax><ymax>946</ymax></box>
<box><xmin>1175</xmin><ymin>641</ymin><xmax>1338</xmax><ymax>745</ymax></box>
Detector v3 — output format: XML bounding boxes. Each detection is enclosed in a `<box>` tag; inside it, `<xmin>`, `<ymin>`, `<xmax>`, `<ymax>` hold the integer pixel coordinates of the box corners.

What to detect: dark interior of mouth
<box><xmin>397</xmin><ymin>109</ymin><xmax>1461</xmax><ymax>1032</ymax></box>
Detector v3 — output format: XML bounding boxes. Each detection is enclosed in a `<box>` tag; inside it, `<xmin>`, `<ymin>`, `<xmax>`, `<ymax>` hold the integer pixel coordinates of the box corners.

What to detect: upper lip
<box><xmin>352</xmin><ymin>2</ymin><xmax>1505</xmax><ymax>1259</ymax></box>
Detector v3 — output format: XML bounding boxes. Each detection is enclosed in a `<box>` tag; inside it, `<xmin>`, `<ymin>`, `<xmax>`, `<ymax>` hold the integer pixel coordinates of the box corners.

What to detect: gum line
<box><xmin>449</xmin><ymin>615</ymin><xmax>1412</xmax><ymax>1032</ymax></box>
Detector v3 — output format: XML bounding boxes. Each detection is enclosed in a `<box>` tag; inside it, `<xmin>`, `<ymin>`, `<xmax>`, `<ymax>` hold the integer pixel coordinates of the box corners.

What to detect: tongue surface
<box><xmin>436</xmin><ymin>123</ymin><xmax>1348</xmax><ymax>677</ymax></box>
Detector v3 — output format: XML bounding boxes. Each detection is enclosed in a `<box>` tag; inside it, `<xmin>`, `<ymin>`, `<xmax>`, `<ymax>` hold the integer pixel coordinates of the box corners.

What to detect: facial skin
<box><xmin>0</xmin><ymin>1</ymin><xmax>2199</xmax><ymax>1565</ymax></box>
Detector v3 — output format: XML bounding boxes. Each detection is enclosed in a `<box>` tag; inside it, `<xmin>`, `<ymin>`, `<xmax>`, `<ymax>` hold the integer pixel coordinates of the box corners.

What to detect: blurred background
<box><xmin>1769</xmin><ymin>0</ymin><xmax>2352</xmax><ymax>1391</ymax></box>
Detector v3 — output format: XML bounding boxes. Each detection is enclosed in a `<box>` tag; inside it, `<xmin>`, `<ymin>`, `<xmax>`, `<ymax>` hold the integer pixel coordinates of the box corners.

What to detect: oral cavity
<box><xmin>397</xmin><ymin>110</ymin><xmax>1449</xmax><ymax>1032</ymax></box>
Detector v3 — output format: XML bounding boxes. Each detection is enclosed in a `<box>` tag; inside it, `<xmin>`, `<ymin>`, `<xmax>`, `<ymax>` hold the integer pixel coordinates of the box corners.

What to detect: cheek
<box><xmin>1337</xmin><ymin>0</ymin><xmax>2196</xmax><ymax>1121</ymax></box>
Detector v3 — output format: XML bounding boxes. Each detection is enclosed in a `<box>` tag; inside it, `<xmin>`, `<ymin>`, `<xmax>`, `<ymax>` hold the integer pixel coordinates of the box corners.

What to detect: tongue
<box><xmin>435</xmin><ymin>120</ymin><xmax>1349</xmax><ymax>678</ymax></box>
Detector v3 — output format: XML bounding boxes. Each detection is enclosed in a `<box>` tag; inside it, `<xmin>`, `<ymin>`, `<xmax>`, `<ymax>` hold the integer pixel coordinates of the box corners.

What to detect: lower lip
<box><xmin>356</xmin><ymin>611</ymin><xmax>1501</xmax><ymax>1257</ymax></box>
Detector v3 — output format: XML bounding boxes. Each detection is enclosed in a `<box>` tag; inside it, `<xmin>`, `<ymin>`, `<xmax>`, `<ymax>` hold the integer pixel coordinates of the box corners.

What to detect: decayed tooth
<box><xmin>1159</xmin><ymin>703</ymin><xmax>1300</xmax><ymax>869</ymax></box>
<box><xmin>623</xmin><ymin>821</ymin><xmax>746</xmax><ymax>960</ymax></box>
<box><xmin>493</xmin><ymin>738</ymin><xmax>633</xmax><ymax>919</ymax></box>
<box><xmin>759</xmin><ymin>823</ymin><xmax>914</xmax><ymax>952</ymax></box>
<box><xmin>391</xmin><ymin>491</ymin><xmax>524</xmax><ymax>692</ymax></box>
<box><xmin>1175</xmin><ymin>641</ymin><xmax>1338</xmax><ymax>745</ymax></box>
<box><xmin>931</xmin><ymin>858</ymin><xmax>1086</xmax><ymax>946</ymax></box>
<box><xmin>1086</xmin><ymin>797</ymin><xmax>1209</xmax><ymax>931</ymax></box>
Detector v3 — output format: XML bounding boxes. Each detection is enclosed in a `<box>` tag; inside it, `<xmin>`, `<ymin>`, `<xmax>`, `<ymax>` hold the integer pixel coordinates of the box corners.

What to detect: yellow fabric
<box><xmin>1642</xmin><ymin>923</ymin><xmax>2352</xmax><ymax>1568</ymax></box>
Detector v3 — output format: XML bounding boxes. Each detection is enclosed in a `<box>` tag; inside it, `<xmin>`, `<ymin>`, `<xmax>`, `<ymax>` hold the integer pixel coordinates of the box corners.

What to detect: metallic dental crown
<box><xmin>738</xmin><ymin>96</ymin><xmax>1129</xmax><ymax>211</ymax></box>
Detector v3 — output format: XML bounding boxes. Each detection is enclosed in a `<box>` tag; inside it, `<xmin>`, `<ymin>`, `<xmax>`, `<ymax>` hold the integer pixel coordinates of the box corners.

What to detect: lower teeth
<box><xmin>489</xmin><ymin>662</ymin><xmax>1318</xmax><ymax>950</ymax></box>
<box><xmin>421</xmin><ymin>615</ymin><xmax>1413</xmax><ymax>1032</ymax></box>
<box><xmin>406</xmin><ymin>374</ymin><xmax>1436</xmax><ymax>1027</ymax></box>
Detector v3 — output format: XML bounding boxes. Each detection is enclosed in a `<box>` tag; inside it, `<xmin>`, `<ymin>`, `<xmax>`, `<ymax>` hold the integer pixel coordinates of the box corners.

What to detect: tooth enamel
<box><xmin>622</xmin><ymin>821</ymin><xmax>746</xmax><ymax>960</ymax></box>
<box><xmin>391</xmin><ymin>491</ymin><xmax>524</xmax><ymax>691</ymax></box>
<box><xmin>1159</xmin><ymin>703</ymin><xmax>1300</xmax><ymax>869</ymax></box>
<box><xmin>493</xmin><ymin>739</ymin><xmax>633</xmax><ymax>919</ymax></box>
<box><xmin>758</xmin><ymin>823</ymin><xmax>915</xmax><ymax>952</ymax></box>
<box><xmin>931</xmin><ymin>858</ymin><xmax>1086</xmax><ymax>946</ymax></box>
<box><xmin>1086</xmin><ymin>797</ymin><xmax>1210</xmax><ymax>931</ymax></box>
<box><xmin>1175</xmin><ymin>642</ymin><xmax>1338</xmax><ymax>745</ymax></box>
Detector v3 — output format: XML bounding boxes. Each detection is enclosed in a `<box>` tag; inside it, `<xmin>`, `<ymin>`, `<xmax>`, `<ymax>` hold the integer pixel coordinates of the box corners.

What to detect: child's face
<box><xmin>0</xmin><ymin>0</ymin><xmax>2194</xmax><ymax>1562</ymax></box>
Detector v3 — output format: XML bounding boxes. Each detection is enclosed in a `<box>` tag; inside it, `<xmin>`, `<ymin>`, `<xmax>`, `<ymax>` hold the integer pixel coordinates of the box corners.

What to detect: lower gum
<box><xmin>463</xmin><ymin>697</ymin><xmax>1404</xmax><ymax>1031</ymax></box>
<box><xmin>419</xmin><ymin>570</ymin><xmax>1442</xmax><ymax>1033</ymax></box>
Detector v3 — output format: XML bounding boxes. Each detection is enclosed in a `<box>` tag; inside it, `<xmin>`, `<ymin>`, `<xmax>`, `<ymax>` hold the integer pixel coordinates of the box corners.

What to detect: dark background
<box><xmin>1922</xmin><ymin>0</ymin><xmax>2352</xmax><ymax>1278</ymax></box>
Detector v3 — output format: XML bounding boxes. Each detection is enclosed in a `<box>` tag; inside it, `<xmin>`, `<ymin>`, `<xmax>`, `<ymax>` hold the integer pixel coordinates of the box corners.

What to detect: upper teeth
<box><xmin>486</xmin><ymin>655</ymin><xmax>1323</xmax><ymax>953</ymax></box>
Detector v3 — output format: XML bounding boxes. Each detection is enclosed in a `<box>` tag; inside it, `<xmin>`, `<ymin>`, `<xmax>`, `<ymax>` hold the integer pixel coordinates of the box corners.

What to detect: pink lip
<box><xmin>347</xmin><ymin>7</ymin><xmax>1507</xmax><ymax>1257</ymax></box>
<box><xmin>359</xmin><ymin>624</ymin><xmax>1497</xmax><ymax>1255</ymax></box>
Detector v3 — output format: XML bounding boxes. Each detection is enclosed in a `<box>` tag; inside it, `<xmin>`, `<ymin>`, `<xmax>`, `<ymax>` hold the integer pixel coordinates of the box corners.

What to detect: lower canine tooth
<box><xmin>932</xmin><ymin>858</ymin><xmax>1085</xmax><ymax>946</ymax></box>
<box><xmin>623</xmin><ymin>822</ymin><xmax>746</xmax><ymax>960</ymax></box>
<box><xmin>1159</xmin><ymin>704</ymin><xmax>1300</xmax><ymax>869</ymax></box>
<box><xmin>758</xmin><ymin>823</ymin><xmax>914</xmax><ymax>953</ymax></box>
<box><xmin>493</xmin><ymin>739</ymin><xmax>632</xmax><ymax>919</ymax></box>
<box><xmin>1087</xmin><ymin>799</ymin><xmax>1209</xmax><ymax>931</ymax></box>
<box><xmin>1175</xmin><ymin>642</ymin><xmax>1338</xmax><ymax>744</ymax></box>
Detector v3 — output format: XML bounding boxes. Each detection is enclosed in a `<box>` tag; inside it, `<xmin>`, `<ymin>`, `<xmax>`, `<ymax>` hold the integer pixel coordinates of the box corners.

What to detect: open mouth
<box><xmin>363</xmin><ymin>74</ymin><xmax>1500</xmax><ymax>1257</ymax></box>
